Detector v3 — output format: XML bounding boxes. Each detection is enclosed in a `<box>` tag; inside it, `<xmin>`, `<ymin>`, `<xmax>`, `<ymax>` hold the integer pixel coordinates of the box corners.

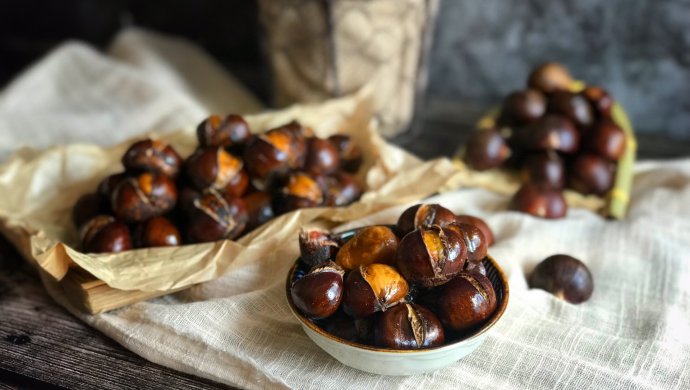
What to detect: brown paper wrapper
<box><xmin>0</xmin><ymin>90</ymin><xmax>458</xmax><ymax>294</ymax></box>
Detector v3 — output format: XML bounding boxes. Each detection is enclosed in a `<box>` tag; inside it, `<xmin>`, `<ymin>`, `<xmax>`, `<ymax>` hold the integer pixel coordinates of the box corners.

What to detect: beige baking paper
<box><xmin>0</xmin><ymin>90</ymin><xmax>459</xmax><ymax>292</ymax></box>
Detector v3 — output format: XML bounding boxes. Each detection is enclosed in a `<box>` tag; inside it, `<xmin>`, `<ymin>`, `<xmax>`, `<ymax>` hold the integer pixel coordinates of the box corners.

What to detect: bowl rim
<box><xmin>285</xmin><ymin>225</ymin><xmax>510</xmax><ymax>354</ymax></box>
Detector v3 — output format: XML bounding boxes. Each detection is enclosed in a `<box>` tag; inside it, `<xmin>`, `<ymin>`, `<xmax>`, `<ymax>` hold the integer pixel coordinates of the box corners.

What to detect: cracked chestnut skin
<box><xmin>455</xmin><ymin>215</ymin><xmax>494</xmax><ymax>247</ymax></box>
<box><xmin>396</xmin><ymin>226</ymin><xmax>466</xmax><ymax>288</ymax></box>
<box><xmin>291</xmin><ymin>261</ymin><xmax>345</xmax><ymax>319</ymax></box>
<box><xmin>243</xmin><ymin>122</ymin><xmax>308</xmax><ymax>187</ymax></box>
<box><xmin>436</xmin><ymin>272</ymin><xmax>497</xmax><ymax>332</ymax></box>
<box><xmin>185</xmin><ymin>191</ymin><xmax>248</xmax><ymax>243</ymax></box>
<box><xmin>528</xmin><ymin>254</ymin><xmax>593</xmax><ymax>304</ymax></box>
<box><xmin>122</xmin><ymin>139</ymin><xmax>183</xmax><ymax>178</ymax></box>
<box><xmin>80</xmin><ymin>215</ymin><xmax>132</xmax><ymax>253</ymax></box>
<box><xmin>272</xmin><ymin>171</ymin><xmax>325</xmax><ymax>214</ymax></box>
<box><xmin>446</xmin><ymin>222</ymin><xmax>487</xmax><ymax>263</ymax></box>
<box><xmin>196</xmin><ymin>114</ymin><xmax>251</xmax><ymax>149</ymax></box>
<box><xmin>185</xmin><ymin>147</ymin><xmax>248</xmax><ymax>197</ymax></box>
<box><xmin>299</xmin><ymin>228</ymin><xmax>340</xmax><ymax>268</ymax></box>
<box><xmin>111</xmin><ymin>172</ymin><xmax>178</xmax><ymax>223</ymax></box>
<box><xmin>374</xmin><ymin>303</ymin><xmax>444</xmax><ymax>350</ymax></box>
<box><xmin>343</xmin><ymin>263</ymin><xmax>409</xmax><ymax>318</ymax></box>
<box><xmin>397</xmin><ymin>203</ymin><xmax>457</xmax><ymax>237</ymax></box>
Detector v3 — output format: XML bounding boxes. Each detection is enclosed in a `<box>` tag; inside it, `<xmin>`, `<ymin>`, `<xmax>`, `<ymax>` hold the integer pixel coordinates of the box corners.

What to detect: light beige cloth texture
<box><xmin>2</xmin><ymin>29</ymin><xmax>689</xmax><ymax>389</ymax></box>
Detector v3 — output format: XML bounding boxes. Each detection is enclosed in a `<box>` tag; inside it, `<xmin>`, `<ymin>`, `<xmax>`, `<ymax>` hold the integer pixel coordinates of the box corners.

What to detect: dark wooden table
<box><xmin>2</xmin><ymin>107</ymin><xmax>689</xmax><ymax>389</ymax></box>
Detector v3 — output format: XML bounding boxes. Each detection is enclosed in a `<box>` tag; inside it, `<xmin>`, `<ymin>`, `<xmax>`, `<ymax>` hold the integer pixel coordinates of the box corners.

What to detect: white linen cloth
<box><xmin>2</xmin><ymin>29</ymin><xmax>690</xmax><ymax>389</ymax></box>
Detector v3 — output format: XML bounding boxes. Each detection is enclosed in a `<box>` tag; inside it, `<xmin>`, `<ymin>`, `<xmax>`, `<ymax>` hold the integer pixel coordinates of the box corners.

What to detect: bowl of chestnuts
<box><xmin>458</xmin><ymin>62</ymin><xmax>636</xmax><ymax>219</ymax></box>
<box><xmin>286</xmin><ymin>204</ymin><xmax>509</xmax><ymax>375</ymax></box>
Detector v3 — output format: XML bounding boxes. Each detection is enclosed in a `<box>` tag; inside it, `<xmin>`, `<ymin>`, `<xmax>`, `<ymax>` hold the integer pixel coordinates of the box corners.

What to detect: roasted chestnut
<box><xmin>397</xmin><ymin>203</ymin><xmax>457</xmax><ymax>237</ymax></box>
<box><xmin>501</xmin><ymin>89</ymin><xmax>546</xmax><ymax>125</ymax></box>
<box><xmin>437</xmin><ymin>272</ymin><xmax>497</xmax><ymax>332</ymax></box>
<box><xmin>335</xmin><ymin>226</ymin><xmax>398</xmax><ymax>270</ymax></box>
<box><xmin>177</xmin><ymin>186</ymin><xmax>202</xmax><ymax>214</ymax></box>
<box><xmin>586</xmin><ymin>119</ymin><xmax>626</xmax><ymax>161</ymax></box>
<box><xmin>463</xmin><ymin>129</ymin><xmax>511</xmax><ymax>171</ymax></box>
<box><xmin>521</xmin><ymin>150</ymin><xmax>565</xmax><ymax>189</ymax></box>
<box><xmin>546</xmin><ymin>90</ymin><xmax>593</xmax><ymax>128</ymax></box>
<box><xmin>291</xmin><ymin>261</ymin><xmax>345</xmax><ymax>319</ymax></box>
<box><xmin>374</xmin><ymin>303</ymin><xmax>444</xmax><ymax>349</ymax></box>
<box><xmin>446</xmin><ymin>222</ymin><xmax>487</xmax><ymax>263</ymax></box>
<box><xmin>527</xmin><ymin>62</ymin><xmax>573</xmax><ymax>94</ymax></box>
<box><xmin>568</xmin><ymin>154</ymin><xmax>615</xmax><ymax>196</ymax></box>
<box><xmin>80</xmin><ymin>215</ymin><xmax>132</xmax><ymax>253</ymax></box>
<box><xmin>299</xmin><ymin>228</ymin><xmax>340</xmax><ymax>268</ymax></box>
<box><xmin>304</xmin><ymin>137</ymin><xmax>340</xmax><ymax>175</ymax></box>
<box><xmin>523</xmin><ymin>114</ymin><xmax>580</xmax><ymax>154</ymax></box>
<box><xmin>97</xmin><ymin>173</ymin><xmax>126</xmax><ymax>198</ymax></box>
<box><xmin>133</xmin><ymin>216</ymin><xmax>181</xmax><ymax>248</ymax></box>
<box><xmin>121</xmin><ymin>139</ymin><xmax>183</xmax><ymax>178</ymax></box>
<box><xmin>511</xmin><ymin>183</ymin><xmax>567</xmax><ymax>219</ymax></box>
<box><xmin>343</xmin><ymin>263</ymin><xmax>409</xmax><ymax>318</ymax></box>
<box><xmin>327</xmin><ymin>134</ymin><xmax>363</xmax><ymax>173</ymax></box>
<box><xmin>196</xmin><ymin>114</ymin><xmax>251</xmax><ymax>149</ymax></box>
<box><xmin>396</xmin><ymin>226</ymin><xmax>466</xmax><ymax>288</ymax></box>
<box><xmin>528</xmin><ymin>254</ymin><xmax>593</xmax><ymax>304</ymax></box>
<box><xmin>111</xmin><ymin>172</ymin><xmax>178</xmax><ymax>222</ymax></box>
<box><xmin>244</xmin><ymin>123</ymin><xmax>307</xmax><ymax>186</ymax></box>
<box><xmin>319</xmin><ymin>171</ymin><xmax>363</xmax><ymax>207</ymax></box>
<box><xmin>581</xmin><ymin>86</ymin><xmax>613</xmax><ymax>118</ymax></box>
<box><xmin>273</xmin><ymin>172</ymin><xmax>324</xmax><ymax>214</ymax></box>
<box><xmin>186</xmin><ymin>191</ymin><xmax>248</xmax><ymax>243</ymax></box>
<box><xmin>72</xmin><ymin>193</ymin><xmax>109</xmax><ymax>228</ymax></box>
<box><xmin>185</xmin><ymin>147</ymin><xmax>248</xmax><ymax>196</ymax></box>
<box><xmin>464</xmin><ymin>260</ymin><xmax>486</xmax><ymax>276</ymax></box>
<box><xmin>242</xmin><ymin>191</ymin><xmax>275</xmax><ymax>231</ymax></box>
<box><xmin>455</xmin><ymin>215</ymin><xmax>494</xmax><ymax>247</ymax></box>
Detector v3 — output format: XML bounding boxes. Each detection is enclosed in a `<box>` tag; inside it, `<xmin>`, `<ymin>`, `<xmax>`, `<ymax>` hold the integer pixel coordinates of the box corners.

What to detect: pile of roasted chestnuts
<box><xmin>464</xmin><ymin>62</ymin><xmax>628</xmax><ymax>219</ymax></box>
<box><xmin>290</xmin><ymin>203</ymin><xmax>500</xmax><ymax>350</ymax></box>
<box><xmin>73</xmin><ymin>114</ymin><xmax>364</xmax><ymax>253</ymax></box>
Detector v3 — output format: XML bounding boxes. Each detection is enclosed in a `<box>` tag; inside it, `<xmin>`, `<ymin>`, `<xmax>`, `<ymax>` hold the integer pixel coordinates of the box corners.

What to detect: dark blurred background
<box><xmin>1</xmin><ymin>0</ymin><xmax>689</xmax><ymax>155</ymax></box>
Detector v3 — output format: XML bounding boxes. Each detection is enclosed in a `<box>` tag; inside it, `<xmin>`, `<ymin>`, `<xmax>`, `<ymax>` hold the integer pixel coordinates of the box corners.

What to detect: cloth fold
<box><xmin>2</xmin><ymin>28</ymin><xmax>689</xmax><ymax>389</ymax></box>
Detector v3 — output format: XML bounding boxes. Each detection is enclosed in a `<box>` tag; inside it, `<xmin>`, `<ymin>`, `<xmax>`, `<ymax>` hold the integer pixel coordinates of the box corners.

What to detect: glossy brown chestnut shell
<box><xmin>527</xmin><ymin>62</ymin><xmax>573</xmax><ymax>94</ymax></box>
<box><xmin>396</xmin><ymin>226</ymin><xmax>466</xmax><ymax>288</ymax></box>
<box><xmin>273</xmin><ymin>171</ymin><xmax>325</xmax><ymax>214</ymax></box>
<box><xmin>568</xmin><ymin>154</ymin><xmax>615</xmax><ymax>196</ymax></box>
<box><xmin>299</xmin><ymin>228</ymin><xmax>340</xmax><ymax>268</ymax></box>
<box><xmin>397</xmin><ymin>203</ymin><xmax>457</xmax><ymax>237</ymax></box>
<box><xmin>374</xmin><ymin>303</ymin><xmax>445</xmax><ymax>349</ymax></box>
<box><xmin>455</xmin><ymin>215</ymin><xmax>494</xmax><ymax>247</ymax></box>
<box><xmin>586</xmin><ymin>119</ymin><xmax>627</xmax><ymax>161</ymax></box>
<box><xmin>244</xmin><ymin>123</ymin><xmax>307</xmax><ymax>186</ymax></box>
<box><xmin>546</xmin><ymin>90</ymin><xmax>594</xmax><ymax>128</ymax></box>
<box><xmin>501</xmin><ymin>89</ymin><xmax>546</xmax><ymax>125</ymax></box>
<box><xmin>242</xmin><ymin>191</ymin><xmax>275</xmax><ymax>231</ymax></box>
<box><xmin>437</xmin><ymin>272</ymin><xmax>497</xmax><ymax>332</ymax></box>
<box><xmin>111</xmin><ymin>172</ymin><xmax>178</xmax><ymax>222</ymax></box>
<box><xmin>521</xmin><ymin>150</ymin><xmax>565</xmax><ymax>189</ymax></box>
<box><xmin>319</xmin><ymin>171</ymin><xmax>363</xmax><ymax>207</ymax></box>
<box><xmin>291</xmin><ymin>262</ymin><xmax>345</xmax><ymax>319</ymax></box>
<box><xmin>121</xmin><ymin>139</ymin><xmax>183</xmax><ymax>178</ymax></box>
<box><xmin>327</xmin><ymin>134</ymin><xmax>363</xmax><ymax>173</ymax></box>
<box><xmin>523</xmin><ymin>114</ymin><xmax>580</xmax><ymax>154</ymax></box>
<box><xmin>343</xmin><ymin>263</ymin><xmax>409</xmax><ymax>318</ymax></box>
<box><xmin>185</xmin><ymin>191</ymin><xmax>248</xmax><ymax>243</ymax></box>
<box><xmin>72</xmin><ymin>193</ymin><xmax>109</xmax><ymax>228</ymax></box>
<box><xmin>464</xmin><ymin>129</ymin><xmax>512</xmax><ymax>171</ymax></box>
<box><xmin>446</xmin><ymin>222</ymin><xmax>488</xmax><ymax>263</ymax></box>
<box><xmin>528</xmin><ymin>254</ymin><xmax>593</xmax><ymax>304</ymax></box>
<box><xmin>581</xmin><ymin>86</ymin><xmax>613</xmax><ymax>118</ymax></box>
<box><xmin>133</xmin><ymin>216</ymin><xmax>181</xmax><ymax>248</ymax></box>
<box><xmin>464</xmin><ymin>260</ymin><xmax>487</xmax><ymax>276</ymax></box>
<box><xmin>304</xmin><ymin>137</ymin><xmax>340</xmax><ymax>175</ymax></box>
<box><xmin>196</xmin><ymin>114</ymin><xmax>251</xmax><ymax>149</ymax></box>
<box><xmin>335</xmin><ymin>226</ymin><xmax>398</xmax><ymax>270</ymax></box>
<box><xmin>80</xmin><ymin>215</ymin><xmax>132</xmax><ymax>253</ymax></box>
<box><xmin>97</xmin><ymin>173</ymin><xmax>126</xmax><ymax>198</ymax></box>
<box><xmin>185</xmin><ymin>147</ymin><xmax>248</xmax><ymax>196</ymax></box>
<box><xmin>511</xmin><ymin>183</ymin><xmax>567</xmax><ymax>219</ymax></box>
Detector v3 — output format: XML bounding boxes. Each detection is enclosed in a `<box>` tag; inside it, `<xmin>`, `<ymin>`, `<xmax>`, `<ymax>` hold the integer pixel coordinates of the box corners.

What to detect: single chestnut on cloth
<box><xmin>528</xmin><ymin>254</ymin><xmax>593</xmax><ymax>304</ymax></box>
<box><xmin>121</xmin><ymin>139</ymin><xmax>183</xmax><ymax>178</ymax></box>
<box><xmin>111</xmin><ymin>172</ymin><xmax>178</xmax><ymax>223</ymax></box>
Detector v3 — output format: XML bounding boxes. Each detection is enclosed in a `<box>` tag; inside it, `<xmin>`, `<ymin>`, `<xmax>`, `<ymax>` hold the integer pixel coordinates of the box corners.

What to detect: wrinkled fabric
<box><xmin>3</xmin><ymin>28</ymin><xmax>689</xmax><ymax>390</ymax></box>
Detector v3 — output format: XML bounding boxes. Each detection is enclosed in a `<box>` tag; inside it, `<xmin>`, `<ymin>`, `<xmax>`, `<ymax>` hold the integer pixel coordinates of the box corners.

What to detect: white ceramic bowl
<box><xmin>286</xmin><ymin>227</ymin><xmax>510</xmax><ymax>376</ymax></box>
